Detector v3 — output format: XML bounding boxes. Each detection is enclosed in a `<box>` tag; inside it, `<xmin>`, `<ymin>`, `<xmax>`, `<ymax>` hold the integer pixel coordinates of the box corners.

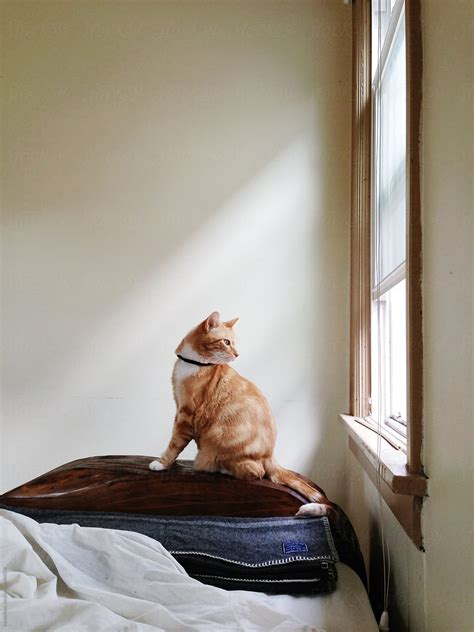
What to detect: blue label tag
<box><xmin>282</xmin><ymin>541</ymin><xmax>308</xmax><ymax>554</ymax></box>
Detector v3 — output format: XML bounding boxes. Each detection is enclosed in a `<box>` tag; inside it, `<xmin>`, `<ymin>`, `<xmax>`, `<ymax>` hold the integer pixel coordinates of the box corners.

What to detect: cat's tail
<box><xmin>264</xmin><ymin>459</ymin><xmax>331</xmax><ymax>515</ymax></box>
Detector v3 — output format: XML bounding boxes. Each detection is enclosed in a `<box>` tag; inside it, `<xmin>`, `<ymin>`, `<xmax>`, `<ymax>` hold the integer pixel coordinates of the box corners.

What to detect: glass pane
<box><xmin>388</xmin><ymin>279</ymin><xmax>407</xmax><ymax>421</ymax></box>
<box><xmin>370</xmin><ymin>297</ymin><xmax>387</xmax><ymax>423</ymax></box>
<box><xmin>373</xmin><ymin>9</ymin><xmax>406</xmax><ymax>284</ymax></box>
<box><xmin>371</xmin><ymin>279</ymin><xmax>407</xmax><ymax>424</ymax></box>
<box><xmin>371</xmin><ymin>0</ymin><xmax>400</xmax><ymax>79</ymax></box>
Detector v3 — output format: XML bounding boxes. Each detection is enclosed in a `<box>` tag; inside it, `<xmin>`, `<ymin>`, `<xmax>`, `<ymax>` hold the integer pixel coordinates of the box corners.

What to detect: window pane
<box><xmin>371</xmin><ymin>0</ymin><xmax>398</xmax><ymax>78</ymax></box>
<box><xmin>388</xmin><ymin>279</ymin><xmax>407</xmax><ymax>421</ymax></box>
<box><xmin>373</xmin><ymin>11</ymin><xmax>406</xmax><ymax>284</ymax></box>
<box><xmin>370</xmin><ymin>297</ymin><xmax>387</xmax><ymax>423</ymax></box>
<box><xmin>371</xmin><ymin>279</ymin><xmax>407</xmax><ymax>424</ymax></box>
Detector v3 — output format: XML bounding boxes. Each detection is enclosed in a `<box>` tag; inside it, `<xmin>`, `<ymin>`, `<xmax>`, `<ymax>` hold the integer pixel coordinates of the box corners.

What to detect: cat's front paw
<box><xmin>149</xmin><ymin>459</ymin><xmax>167</xmax><ymax>471</ymax></box>
<box><xmin>295</xmin><ymin>502</ymin><xmax>328</xmax><ymax>518</ymax></box>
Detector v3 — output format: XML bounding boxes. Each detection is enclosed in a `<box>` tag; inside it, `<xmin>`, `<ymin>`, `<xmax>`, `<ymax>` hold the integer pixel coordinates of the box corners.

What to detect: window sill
<box><xmin>339</xmin><ymin>414</ymin><xmax>428</xmax><ymax>548</ymax></box>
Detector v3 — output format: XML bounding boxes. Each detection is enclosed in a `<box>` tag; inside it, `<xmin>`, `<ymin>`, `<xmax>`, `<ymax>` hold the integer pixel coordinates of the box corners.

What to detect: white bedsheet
<box><xmin>0</xmin><ymin>509</ymin><xmax>377</xmax><ymax>632</ymax></box>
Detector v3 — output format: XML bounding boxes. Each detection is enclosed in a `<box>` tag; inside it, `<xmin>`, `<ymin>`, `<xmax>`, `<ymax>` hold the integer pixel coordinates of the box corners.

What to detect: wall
<box><xmin>345</xmin><ymin>1</ymin><xmax>473</xmax><ymax>631</ymax></box>
<box><xmin>0</xmin><ymin>10</ymin><xmax>3</xmax><ymax>490</ymax></box>
<box><xmin>0</xmin><ymin>1</ymin><xmax>352</xmax><ymax>495</ymax></box>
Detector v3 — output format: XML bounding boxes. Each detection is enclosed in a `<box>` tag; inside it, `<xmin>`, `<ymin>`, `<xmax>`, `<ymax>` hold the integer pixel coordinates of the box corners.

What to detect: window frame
<box><xmin>343</xmin><ymin>0</ymin><xmax>426</xmax><ymax>548</ymax></box>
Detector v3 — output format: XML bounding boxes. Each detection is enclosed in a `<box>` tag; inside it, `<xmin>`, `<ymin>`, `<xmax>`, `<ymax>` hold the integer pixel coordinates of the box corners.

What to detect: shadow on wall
<box><xmin>2</xmin><ymin>0</ymin><xmax>351</xmax><ymax>495</ymax></box>
<box><xmin>368</xmin><ymin>518</ymin><xmax>413</xmax><ymax>632</ymax></box>
<box><xmin>368</xmin><ymin>520</ymin><xmax>389</xmax><ymax>628</ymax></box>
<box><xmin>349</xmin><ymin>468</ymin><xmax>417</xmax><ymax>632</ymax></box>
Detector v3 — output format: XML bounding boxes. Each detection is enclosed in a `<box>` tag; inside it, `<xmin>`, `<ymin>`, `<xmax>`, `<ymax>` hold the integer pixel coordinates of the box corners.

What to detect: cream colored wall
<box><xmin>0</xmin><ymin>16</ymin><xmax>3</xmax><ymax>491</ymax></box>
<box><xmin>0</xmin><ymin>1</ymin><xmax>352</xmax><ymax>494</ymax></box>
<box><xmin>345</xmin><ymin>2</ymin><xmax>473</xmax><ymax>631</ymax></box>
<box><xmin>421</xmin><ymin>1</ymin><xmax>473</xmax><ymax>629</ymax></box>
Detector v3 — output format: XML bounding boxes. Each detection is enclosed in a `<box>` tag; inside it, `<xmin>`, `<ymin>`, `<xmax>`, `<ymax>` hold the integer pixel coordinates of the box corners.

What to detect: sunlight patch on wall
<box><xmin>21</xmin><ymin>134</ymin><xmax>317</xmax><ymax>401</ymax></box>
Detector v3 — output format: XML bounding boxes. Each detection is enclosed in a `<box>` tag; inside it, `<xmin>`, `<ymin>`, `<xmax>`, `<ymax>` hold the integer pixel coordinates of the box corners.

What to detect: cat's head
<box><xmin>176</xmin><ymin>311</ymin><xmax>239</xmax><ymax>364</ymax></box>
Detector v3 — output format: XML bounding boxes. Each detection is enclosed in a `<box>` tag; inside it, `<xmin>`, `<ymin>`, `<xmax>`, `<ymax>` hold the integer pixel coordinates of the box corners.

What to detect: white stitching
<box><xmin>169</xmin><ymin>550</ymin><xmax>335</xmax><ymax>568</ymax></box>
<box><xmin>193</xmin><ymin>574</ymin><xmax>323</xmax><ymax>583</ymax></box>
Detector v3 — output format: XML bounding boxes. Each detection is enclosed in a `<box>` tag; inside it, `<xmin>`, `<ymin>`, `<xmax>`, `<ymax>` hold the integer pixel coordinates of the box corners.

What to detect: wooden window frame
<box><xmin>342</xmin><ymin>0</ymin><xmax>427</xmax><ymax>548</ymax></box>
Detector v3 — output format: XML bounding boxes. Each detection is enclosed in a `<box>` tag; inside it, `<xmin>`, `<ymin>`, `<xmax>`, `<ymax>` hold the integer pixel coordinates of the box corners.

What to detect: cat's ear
<box><xmin>224</xmin><ymin>317</ymin><xmax>239</xmax><ymax>328</ymax></box>
<box><xmin>203</xmin><ymin>311</ymin><xmax>220</xmax><ymax>332</ymax></box>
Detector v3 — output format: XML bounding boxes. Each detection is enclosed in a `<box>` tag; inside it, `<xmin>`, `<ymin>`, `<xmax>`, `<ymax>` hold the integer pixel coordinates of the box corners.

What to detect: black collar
<box><xmin>176</xmin><ymin>354</ymin><xmax>215</xmax><ymax>367</ymax></box>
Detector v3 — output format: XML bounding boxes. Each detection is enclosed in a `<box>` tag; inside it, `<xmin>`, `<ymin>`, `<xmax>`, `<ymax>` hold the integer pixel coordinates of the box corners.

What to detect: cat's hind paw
<box><xmin>149</xmin><ymin>459</ymin><xmax>167</xmax><ymax>471</ymax></box>
<box><xmin>295</xmin><ymin>502</ymin><xmax>328</xmax><ymax>518</ymax></box>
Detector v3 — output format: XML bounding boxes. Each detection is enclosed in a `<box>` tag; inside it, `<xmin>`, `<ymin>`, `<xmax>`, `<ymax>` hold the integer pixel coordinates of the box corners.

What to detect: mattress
<box><xmin>263</xmin><ymin>564</ymin><xmax>378</xmax><ymax>632</ymax></box>
<box><xmin>1</xmin><ymin>508</ymin><xmax>378</xmax><ymax>631</ymax></box>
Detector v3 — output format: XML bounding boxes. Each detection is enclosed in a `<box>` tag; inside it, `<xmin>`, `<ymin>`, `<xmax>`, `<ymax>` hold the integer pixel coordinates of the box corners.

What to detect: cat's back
<box><xmin>227</xmin><ymin>365</ymin><xmax>267</xmax><ymax>397</ymax></box>
<box><xmin>173</xmin><ymin>362</ymin><xmax>268</xmax><ymax>407</ymax></box>
<box><xmin>223</xmin><ymin>366</ymin><xmax>273</xmax><ymax>416</ymax></box>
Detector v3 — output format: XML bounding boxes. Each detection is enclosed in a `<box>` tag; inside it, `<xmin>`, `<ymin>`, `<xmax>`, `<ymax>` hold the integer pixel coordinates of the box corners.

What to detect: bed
<box><xmin>0</xmin><ymin>457</ymin><xmax>378</xmax><ymax>631</ymax></box>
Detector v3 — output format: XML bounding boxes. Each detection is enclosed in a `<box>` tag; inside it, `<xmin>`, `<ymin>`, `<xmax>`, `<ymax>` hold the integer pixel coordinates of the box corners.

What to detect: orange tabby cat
<box><xmin>149</xmin><ymin>311</ymin><xmax>329</xmax><ymax>516</ymax></box>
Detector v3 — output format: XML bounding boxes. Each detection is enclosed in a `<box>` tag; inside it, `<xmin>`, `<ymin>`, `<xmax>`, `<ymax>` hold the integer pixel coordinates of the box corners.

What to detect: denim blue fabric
<box><xmin>1</xmin><ymin>506</ymin><xmax>344</xmax><ymax>594</ymax></box>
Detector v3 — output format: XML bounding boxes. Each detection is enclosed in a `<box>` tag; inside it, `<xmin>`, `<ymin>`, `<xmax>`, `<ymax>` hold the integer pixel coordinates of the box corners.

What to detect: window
<box><xmin>342</xmin><ymin>0</ymin><xmax>426</xmax><ymax>547</ymax></box>
<box><xmin>371</xmin><ymin>0</ymin><xmax>407</xmax><ymax>447</ymax></box>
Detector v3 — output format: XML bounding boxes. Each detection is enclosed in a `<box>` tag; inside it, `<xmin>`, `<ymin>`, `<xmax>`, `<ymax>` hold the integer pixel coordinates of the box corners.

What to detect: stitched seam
<box><xmin>192</xmin><ymin>574</ymin><xmax>323</xmax><ymax>583</ymax></box>
<box><xmin>169</xmin><ymin>551</ymin><xmax>335</xmax><ymax>567</ymax></box>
